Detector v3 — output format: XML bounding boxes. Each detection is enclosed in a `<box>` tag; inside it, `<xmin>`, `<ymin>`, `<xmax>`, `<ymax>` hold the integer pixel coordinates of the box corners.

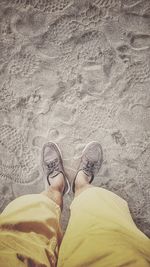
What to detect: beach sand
<box><xmin>0</xmin><ymin>0</ymin><xmax>150</xmax><ymax>235</ymax></box>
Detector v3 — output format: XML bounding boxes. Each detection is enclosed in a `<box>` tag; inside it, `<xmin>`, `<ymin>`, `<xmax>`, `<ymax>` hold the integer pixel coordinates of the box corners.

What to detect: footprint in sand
<box><xmin>131</xmin><ymin>104</ymin><xmax>150</xmax><ymax>131</ymax></box>
<box><xmin>52</xmin><ymin>103</ymin><xmax>76</xmax><ymax>125</ymax></box>
<box><xmin>0</xmin><ymin>178</ymin><xmax>14</xmax><ymax>211</ymax></box>
<box><xmin>39</xmin><ymin>14</ymin><xmax>80</xmax><ymax>47</ymax></box>
<box><xmin>12</xmin><ymin>12</ymin><xmax>48</xmax><ymax>37</ymax></box>
<box><xmin>129</xmin><ymin>33</ymin><xmax>150</xmax><ymax>50</ymax></box>
<box><xmin>29</xmin><ymin>0</ymin><xmax>71</xmax><ymax>13</ymax></box>
<box><xmin>32</xmin><ymin>135</ymin><xmax>46</xmax><ymax>148</ymax></box>
<box><xmin>0</xmin><ymin>79</ymin><xmax>15</xmax><ymax>112</ymax></box>
<box><xmin>92</xmin><ymin>0</ymin><xmax>121</xmax><ymax>10</ymax></box>
<box><xmin>0</xmin><ymin>125</ymin><xmax>39</xmax><ymax>183</ymax></box>
<box><xmin>78</xmin><ymin>4</ymin><xmax>104</xmax><ymax>28</ymax></box>
<box><xmin>125</xmin><ymin>60</ymin><xmax>150</xmax><ymax>85</ymax></box>
<box><xmin>0</xmin><ymin>0</ymin><xmax>71</xmax><ymax>13</ymax></box>
<box><xmin>48</xmin><ymin>129</ymin><xmax>60</xmax><ymax>141</ymax></box>
<box><xmin>7</xmin><ymin>47</ymin><xmax>40</xmax><ymax>78</ymax></box>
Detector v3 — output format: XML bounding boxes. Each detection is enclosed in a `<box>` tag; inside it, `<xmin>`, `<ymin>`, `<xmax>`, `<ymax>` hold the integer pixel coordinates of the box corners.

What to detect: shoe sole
<box><xmin>42</xmin><ymin>142</ymin><xmax>71</xmax><ymax>195</ymax></box>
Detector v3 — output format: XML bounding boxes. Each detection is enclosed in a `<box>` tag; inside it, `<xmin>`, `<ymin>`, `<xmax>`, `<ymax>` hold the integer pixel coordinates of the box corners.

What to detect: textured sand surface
<box><xmin>0</xmin><ymin>0</ymin><xmax>150</xmax><ymax>235</ymax></box>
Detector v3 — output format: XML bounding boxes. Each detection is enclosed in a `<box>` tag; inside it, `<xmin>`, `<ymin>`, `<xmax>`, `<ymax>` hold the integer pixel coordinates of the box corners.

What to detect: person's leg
<box><xmin>41</xmin><ymin>173</ymin><xmax>64</xmax><ymax>210</ymax></box>
<box><xmin>0</xmin><ymin>142</ymin><xmax>70</xmax><ymax>267</ymax></box>
<box><xmin>57</xmin><ymin>142</ymin><xmax>150</xmax><ymax>267</ymax></box>
<box><xmin>74</xmin><ymin>170</ymin><xmax>93</xmax><ymax>197</ymax></box>
<box><xmin>41</xmin><ymin>142</ymin><xmax>70</xmax><ymax>210</ymax></box>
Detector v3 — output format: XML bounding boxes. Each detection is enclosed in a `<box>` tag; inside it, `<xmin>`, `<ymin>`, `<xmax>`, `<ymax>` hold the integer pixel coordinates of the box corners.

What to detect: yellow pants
<box><xmin>0</xmin><ymin>188</ymin><xmax>150</xmax><ymax>267</ymax></box>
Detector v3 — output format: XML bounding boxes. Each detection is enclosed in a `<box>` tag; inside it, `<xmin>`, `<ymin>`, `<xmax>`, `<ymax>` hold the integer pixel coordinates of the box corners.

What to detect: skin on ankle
<box><xmin>41</xmin><ymin>171</ymin><xmax>94</xmax><ymax>206</ymax></box>
<box><xmin>41</xmin><ymin>173</ymin><xmax>65</xmax><ymax>210</ymax></box>
<box><xmin>49</xmin><ymin>173</ymin><xmax>65</xmax><ymax>193</ymax></box>
<box><xmin>74</xmin><ymin>171</ymin><xmax>93</xmax><ymax>197</ymax></box>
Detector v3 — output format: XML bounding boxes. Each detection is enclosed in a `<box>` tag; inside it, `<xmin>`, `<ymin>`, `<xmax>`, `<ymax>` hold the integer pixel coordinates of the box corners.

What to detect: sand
<box><xmin>0</xmin><ymin>0</ymin><xmax>150</xmax><ymax>235</ymax></box>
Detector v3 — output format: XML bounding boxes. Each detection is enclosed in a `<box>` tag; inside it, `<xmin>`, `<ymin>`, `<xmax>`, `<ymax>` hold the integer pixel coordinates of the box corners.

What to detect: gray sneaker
<box><xmin>42</xmin><ymin>142</ymin><xmax>70</xmax><ymax>194</ymax></box>
<box><xmin>72</xmin><ymin>141</ymin><xmax>103</xmax><ymax>193</ymax></box>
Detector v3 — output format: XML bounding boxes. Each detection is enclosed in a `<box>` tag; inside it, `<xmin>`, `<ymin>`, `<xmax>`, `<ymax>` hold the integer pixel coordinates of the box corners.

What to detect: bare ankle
<box><xmin>41</xmin><ymin>188</ymin><xmax>63</xmax><ymax>209</ymax></box>
<box><xmin>48</xmin><ymin>173</ymin><xmax>65</xmax><ymax>194</ymax></box>
<box><xmin>75</xmin><ymin>171</ymin><xmax>91</xmax><ymax>192</ymax></box>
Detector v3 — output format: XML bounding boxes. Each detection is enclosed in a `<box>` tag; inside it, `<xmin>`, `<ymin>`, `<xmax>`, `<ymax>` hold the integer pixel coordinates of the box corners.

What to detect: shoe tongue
<box><xmin>87</xmin><ymin>148</ymin><xmax>99</xmax><ymax>161</ymax></box>
<box><xmin>44</xmin><ymin>147</ymin><xmax>56</xmax><ymax>163</ymax></box>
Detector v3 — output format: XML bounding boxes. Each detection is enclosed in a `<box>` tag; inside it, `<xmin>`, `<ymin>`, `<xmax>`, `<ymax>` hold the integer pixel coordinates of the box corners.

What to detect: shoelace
<box><xmin>47</xmin><ymin>159</ymin><xmax>59</xmax><ymax>174</ymax></box>
<box><xmin>83</xmin><ymin>160</ymin><xmax>95</xmax><ymax>175</ymax></box>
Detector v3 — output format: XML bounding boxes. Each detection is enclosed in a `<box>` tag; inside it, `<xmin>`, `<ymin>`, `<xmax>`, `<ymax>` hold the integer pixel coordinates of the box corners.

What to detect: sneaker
<box><xmin>42</xmin><ymin>142</ymin><xmax>70</xmax><ymax>194</ymax></box>
<box><xmin>72</xmin><ymin>141</ymin><xmax>103</xmax><ymax>193</ymax></box>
